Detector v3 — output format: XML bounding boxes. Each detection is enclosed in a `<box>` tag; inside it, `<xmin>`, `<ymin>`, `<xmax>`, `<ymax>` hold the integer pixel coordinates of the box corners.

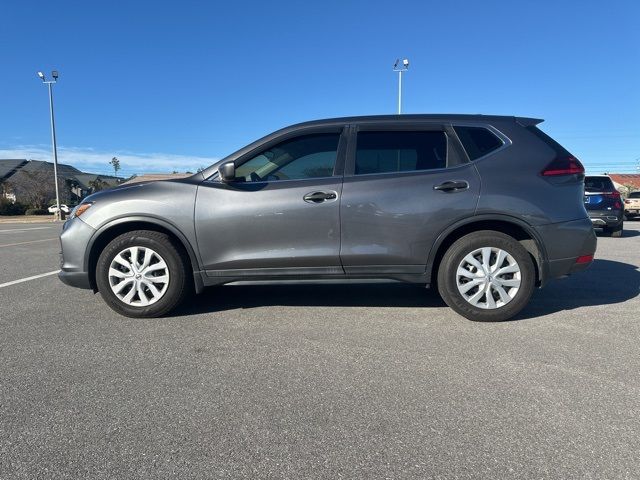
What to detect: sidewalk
<box><xmin>0</xmin><ymin>215</ymin><xmax>63</xmax><ymax>224</ymax></box>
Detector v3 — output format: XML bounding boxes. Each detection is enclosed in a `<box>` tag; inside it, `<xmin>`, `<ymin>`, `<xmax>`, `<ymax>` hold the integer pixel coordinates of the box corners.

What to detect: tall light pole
<box><xmin>393</xmin><ymin>58</ymin><xmax>409</xmax><ymax>114</ymax></box>
<box><xmin>37</xmin><ymin>70</ymin><xmax>62</xmax><ymax>220</ymax></box>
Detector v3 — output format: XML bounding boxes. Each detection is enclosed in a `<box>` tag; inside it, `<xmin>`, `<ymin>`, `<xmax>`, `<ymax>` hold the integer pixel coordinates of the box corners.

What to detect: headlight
<box><xmin>69</xmin><ymin>202</ymin><xmax>93</xmax><ymax>219</ymax></box>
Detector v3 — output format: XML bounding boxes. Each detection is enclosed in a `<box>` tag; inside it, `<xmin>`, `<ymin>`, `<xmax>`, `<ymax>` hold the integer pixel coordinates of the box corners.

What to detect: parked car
<box><xmin>58</xmin><ymin>114</ymin><xmax>596</xmax><ymax>321</ymax></box>
<box><xmin>624</xmin><ymin>191</ymin><xmax>640</xmax><ymax>220</ymax></box>
<box><xmin>48</xmin><ymin>204</ymin><xmax>71</xmax><ymax>214</ymax></box>
<box><xmin>584</xmin><ymin>175</ymin><xmax>624</xmax><ymax>237</ymax></box>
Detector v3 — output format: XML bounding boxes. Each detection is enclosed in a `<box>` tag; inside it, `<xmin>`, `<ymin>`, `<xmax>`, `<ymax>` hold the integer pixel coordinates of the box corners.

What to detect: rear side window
<box><xmin>453</xmin><ymin>126</ymin><xmax>503</xmax><ymax>160</ymax></box>
<box><xmin>526</xmin><ymin>125</ymin><xmax>572</xmax><ymax>156</ymax></box>
<box><xmin>355</xmin><ymin>131</ymin><xmax>447</xmax><ymax>175</ymax></box>
<box><xmin>585</xmin><ymin>176</ymin><xmax>616</xmax><ymax>192</ymax></box>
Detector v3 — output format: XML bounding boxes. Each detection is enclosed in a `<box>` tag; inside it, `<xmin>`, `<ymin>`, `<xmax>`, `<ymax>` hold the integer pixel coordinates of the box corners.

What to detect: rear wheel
<box><xmin>437</xmin><ymin>231</ymin><xmax>535</xmax><ymax>322</ymax></box>
<box><xmin>609</xmin><ymin>223</ymin><xmax>623</xmax><ymax>237</ymax></box>
<box><xmin>96</xmin><ymin>230</ymin><xmax>192</xmax><ymax>317</ymax></box>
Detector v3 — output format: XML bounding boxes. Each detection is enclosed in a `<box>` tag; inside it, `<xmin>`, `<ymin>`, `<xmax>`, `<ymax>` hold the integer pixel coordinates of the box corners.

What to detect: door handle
<box><xmin>433</xmin><ymin>180</ymin><xmax>469</xmax><ymax>192</ymax></box>
<box><xmin>303</xmin><ymin>191</ymin><xmax>337</xmax><ymax>203</ymax></box>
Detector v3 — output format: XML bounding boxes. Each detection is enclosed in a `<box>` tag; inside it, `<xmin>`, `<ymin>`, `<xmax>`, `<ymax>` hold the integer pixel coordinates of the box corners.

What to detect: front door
<box><xmin>195</xmin><ymin>129</ymin><xmax>346</xmax><ymax>277</ymax></box>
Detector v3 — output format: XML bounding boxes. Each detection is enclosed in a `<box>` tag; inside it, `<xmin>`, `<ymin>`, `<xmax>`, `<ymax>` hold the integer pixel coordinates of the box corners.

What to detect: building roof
<box><xmin>0</xmin><ymin>159</ymin><xmax>28</xmax><ymax>180</ymax></box>
<box><xmin>18</xmin><ymin>159</ymin><xmax>82</xmax><ymax>176</ymax></box>
<box><xmin>72</xmin><ymin>173</ymin><xmax>120</xmax><ymax>190</ymax></box>
<box><xmin>608</xmin><ymin>174</ymin><xmax>640</xmax><ymax>190</ymax></box>
<box><xmin>122</xmin><ymin>173</ymin><xmax>191</xmax><ymax>185</ymax></box>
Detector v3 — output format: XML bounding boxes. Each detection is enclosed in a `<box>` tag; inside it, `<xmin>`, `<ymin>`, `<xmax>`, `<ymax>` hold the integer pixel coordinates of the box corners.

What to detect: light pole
<box><xmin>37</xmin><ymin>70</ymin><xmax>62</xmax><ymax>221</ymax></box>
<box><xmin>393</xmin><ymin>58</ymin><xmax>409</xmax><ymax>114</ymax></box>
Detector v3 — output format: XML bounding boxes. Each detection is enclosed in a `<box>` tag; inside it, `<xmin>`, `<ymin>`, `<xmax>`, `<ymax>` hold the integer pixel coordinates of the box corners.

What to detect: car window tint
<box><xmin>235</xmin><ymin>133</ymin><xmax>340</xmax><ymax>182</ymax></box>
<box><xmin>453</xmin><ymin>126</ymin><xmax>503</xmax><ymax>160</ymax></box>
<box><xmin>585</xmin><ymin>177</ymin><xmax>615</xmax><ymax>192</ymax></box>
<box><xmin>355</xmin><ymin>131</ymin><xmax>447</xmax><ymax>175</ymax></box>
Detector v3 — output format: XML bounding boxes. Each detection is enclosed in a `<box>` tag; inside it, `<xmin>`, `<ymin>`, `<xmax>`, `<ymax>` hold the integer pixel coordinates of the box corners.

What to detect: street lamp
<box><xmin>393</xmin><ymin>58</ymin><xmax>409</xmax><ymax>114</ymax></box>
<box><xmin>36</xmin><ymin>70</ymin><xmax>62</xmax><ymax>220</ymax></box>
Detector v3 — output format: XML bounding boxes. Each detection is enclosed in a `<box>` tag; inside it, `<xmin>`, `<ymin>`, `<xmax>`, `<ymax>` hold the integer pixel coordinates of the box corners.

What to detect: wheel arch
<box><xmin>85</xmin><ymin>216</ymin><xmax>203</xmax><ymax>293</ymax></box>
<box><xmin>426</xmin><ymin>215</ymin><xmax>548</xmax><ymax>287</ymax></box>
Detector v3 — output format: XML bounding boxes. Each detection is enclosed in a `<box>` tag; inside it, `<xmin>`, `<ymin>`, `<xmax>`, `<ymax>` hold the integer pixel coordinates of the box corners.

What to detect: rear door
<box><xmin>339</xmin><ymin>123</ymin><xmax>481</xmax><ymax>274</ymax></box>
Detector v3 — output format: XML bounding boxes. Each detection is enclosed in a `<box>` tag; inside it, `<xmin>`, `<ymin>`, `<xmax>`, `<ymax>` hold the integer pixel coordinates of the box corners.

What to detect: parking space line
<box><xmin>0</xmin><ymin>227</ymin><xmax>54</xmax><ymax>234</ymax></box>
<box><xmin>0</xmin><ymin>238</ymin><xmax>59</xmax><ymax>248</ymax></box>
<box><xmin>0</xmin><ymin>270</ymin><xmax>61</xmax><ymax>289</ymax></box>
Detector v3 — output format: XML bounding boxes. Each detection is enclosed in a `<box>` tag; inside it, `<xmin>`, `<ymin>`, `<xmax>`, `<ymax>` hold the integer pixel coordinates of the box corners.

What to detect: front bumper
<box><xmin>58</xmin><ymin>270</ymin><xmax>92</xmax><ymax>289</ymax></box>
<box><xmin>59</xmin><ymin>217</ymin><xmax>96</xmax><ymax>290</ymax></box>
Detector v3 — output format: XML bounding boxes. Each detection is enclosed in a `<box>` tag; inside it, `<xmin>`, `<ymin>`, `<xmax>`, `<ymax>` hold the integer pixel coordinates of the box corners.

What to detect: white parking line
<box><xmin>0</xmin><ymin>227</ymin><xmax>53</xmax><ymax>233</ymax></box>
<box><xmin>0</xmin><ymin>270</ymin><xmax>61</xmax><ymax>289</ymax></box>
<box><xmin>0</xmin><ymin>238</ymin><xmax>58</xmax><ymax>248</ymax></box>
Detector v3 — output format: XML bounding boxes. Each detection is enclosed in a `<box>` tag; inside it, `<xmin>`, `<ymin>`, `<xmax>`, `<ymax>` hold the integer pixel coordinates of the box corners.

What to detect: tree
<box><xmin>109</xmin><ymin>157</ymin><xmax>121</xmax><ymax>179</ymax></box>
<box><xmin>6</xmin><ymin>170</ymin><xmax>56</xmax><ymax>209</ymax></box>
<box><xmin>88</xmin><ymin>178</ymin><xmax>108</xmax><ymax>193</ymax></box>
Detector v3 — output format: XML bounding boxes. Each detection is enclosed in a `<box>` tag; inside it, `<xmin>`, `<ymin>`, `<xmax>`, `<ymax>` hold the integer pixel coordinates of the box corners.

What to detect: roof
<box><xmin>121</xmin><ymin>173</ymin><xmax>192</xmax><ymax>185</ymax></box>
<box><xmin>0</xmin><ymin>159</ymin><xmax>28</xmax><ymax>180</ymax></box>
<box><xmin>284</xmin><ymin>114</ymin><xmax>543</xmax><ymax>130</ymax></box>
<box><xmin>19</xmin><ymin>159</ymin><xmax>82</xmax><ymax>176</ymax></box>
<box><xmin>608</xmin><ymin>174</ymin><xmax>640</xmax><ymax>190</ymax></box>
<box><xmin>72</xmin><ymin>173</ymin><xmax>120</xmax><ymax>190</ymax></box>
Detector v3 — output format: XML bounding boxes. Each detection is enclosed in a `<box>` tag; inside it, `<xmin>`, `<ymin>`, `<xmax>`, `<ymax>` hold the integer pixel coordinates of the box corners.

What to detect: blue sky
<box><xmin>1</xmin><ymin>0</ymin><xmax>638</xmax><ymax>176</ymax></box>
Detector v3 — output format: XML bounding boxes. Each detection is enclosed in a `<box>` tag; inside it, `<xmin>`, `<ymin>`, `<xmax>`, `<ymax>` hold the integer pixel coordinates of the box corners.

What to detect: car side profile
<box><xmin>59</xmin><ymin>114</ymin><xmax>597</xmax><ymax>321</ymax></box>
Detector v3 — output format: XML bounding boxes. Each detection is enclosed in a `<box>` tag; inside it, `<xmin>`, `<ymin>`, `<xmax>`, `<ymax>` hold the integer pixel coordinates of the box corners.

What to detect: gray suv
<box><xmin>59</xmin><ymin>115</ymin><xmax>597</xmax><ymax>321</ymax></box>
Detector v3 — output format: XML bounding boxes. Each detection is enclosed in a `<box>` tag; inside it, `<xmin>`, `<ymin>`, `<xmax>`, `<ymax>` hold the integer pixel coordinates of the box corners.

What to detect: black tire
<box><xmin>95</xmin><ymin>230</ymin><xmax>192</xmax><ymax>318</ymax></box>
<box><xmin>610</xmin><ymin>223</ymin><xmax>623</xmax><ymax>238</ymax></box>
<box><xmin>437</xmin><ymin>231</ymin><xmax>536</xmax><ymax>322</ymax></box>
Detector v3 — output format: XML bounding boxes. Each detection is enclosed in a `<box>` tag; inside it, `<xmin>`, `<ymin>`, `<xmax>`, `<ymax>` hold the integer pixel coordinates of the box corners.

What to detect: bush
<box><xmin>24</xmin><ymin>208</ymin><xmax>50</xmax><ymax>216</ymax></box>
<box><xmin>0</xmin><ymin>199</ymin><xmax>28</xmax><ymax>216</ymax></box>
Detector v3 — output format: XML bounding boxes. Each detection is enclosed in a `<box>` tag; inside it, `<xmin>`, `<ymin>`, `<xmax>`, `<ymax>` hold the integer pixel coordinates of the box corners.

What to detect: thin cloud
<box><xmin>0</xmin><ymin>145</ymin><xmax>218</xmax><ymax>175</ymax></box>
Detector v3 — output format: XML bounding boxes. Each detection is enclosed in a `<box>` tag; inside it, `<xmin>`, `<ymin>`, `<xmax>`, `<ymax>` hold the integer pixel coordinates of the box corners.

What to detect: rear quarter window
<box><xmin>453</xmin><ymin>126</ymin><xmax>503</xmax><ymax>160</ymax></box>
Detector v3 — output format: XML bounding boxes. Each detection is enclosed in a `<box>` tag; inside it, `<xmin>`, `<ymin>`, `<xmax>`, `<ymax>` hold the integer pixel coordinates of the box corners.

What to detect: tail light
<box><xmin>541</xmin><ymin>156</ymin><xmax>584</xmax><ymax>176</ymax></box>
<box><xmin>575</xmin><ymin>255</ymin><xmax>593</xmax><ymax>264</ymax></box>
<box><xmin>600</xmin><ymin>191</ymin><xmax>622</xmax><ymax>208</ymax></box>
<box><xmin>625</xmin><ymin>199</ymin><xmax>632</xmax><ymax>204</ymax></box>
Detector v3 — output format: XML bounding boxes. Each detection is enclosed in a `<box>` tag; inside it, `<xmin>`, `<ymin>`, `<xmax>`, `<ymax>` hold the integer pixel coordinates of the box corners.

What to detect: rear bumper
<box><xmin>536</xmin><ymin>217</ymin><xmax>597</xmax><ymax>283</ymax></box>
<box><xmin>587</xmin><ymin>209</ymin><xmax>624</xmax><ymax>228</ymax></box>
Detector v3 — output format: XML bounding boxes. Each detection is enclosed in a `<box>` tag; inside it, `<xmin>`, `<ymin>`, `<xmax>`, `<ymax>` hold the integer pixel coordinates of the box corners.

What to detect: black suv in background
<box><xmin>584</xmin><ymin>175</ymin><xmax>624</xmax><ymax>237</ymax></box>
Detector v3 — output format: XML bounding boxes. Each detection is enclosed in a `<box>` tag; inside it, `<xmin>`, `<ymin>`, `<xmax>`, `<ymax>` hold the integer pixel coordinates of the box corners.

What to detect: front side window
<box><xmin>354</xmin><ymin>131</ymin><xmax>447</xmax><ymax>175</ymax></box>
<box><xmin>234</xmin><ymin>133</ymin><xmax>340</xmax><ymax>182</ymax></box>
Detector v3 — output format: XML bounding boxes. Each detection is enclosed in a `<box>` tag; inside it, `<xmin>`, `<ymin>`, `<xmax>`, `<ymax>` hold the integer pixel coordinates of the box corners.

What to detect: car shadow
<box><xmin>173</xmin><ymin>259</ymin><xmax>639</xmax><ymax>321</ymax></box>
<box><xmin>595</xmin><ymin>229</ymin><xmax>640</xmax><ymax>238</ymax></box>
<box><xmin>515</xmin><ymin>259</ymin><xmax>639</xmax><ymax>320</ymax></box>
<box><xmin>174</xmin><ymin>282</ymin><xmax>446</xmax><ymax>317</ymax></box>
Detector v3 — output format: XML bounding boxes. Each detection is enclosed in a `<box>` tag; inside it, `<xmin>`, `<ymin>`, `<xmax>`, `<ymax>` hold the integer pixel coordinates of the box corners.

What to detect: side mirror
<box><xmin>218</xmin><ymin>161</ymin><xmax>236</xmax><ymax>182</ymax></box>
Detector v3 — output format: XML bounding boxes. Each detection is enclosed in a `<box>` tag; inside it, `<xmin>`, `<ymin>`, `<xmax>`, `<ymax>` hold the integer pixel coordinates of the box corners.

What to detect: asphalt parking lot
<box><xmin>1</xmin><ymin>221</ymin><xmax>639</xmax><ymax>479</ymax></box>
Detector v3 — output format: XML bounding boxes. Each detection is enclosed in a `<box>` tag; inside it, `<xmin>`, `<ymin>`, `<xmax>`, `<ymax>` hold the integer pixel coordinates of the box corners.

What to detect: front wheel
<box><xmin>95</xmin><ymin>230</ymin><xmax>192</xmax><ymax>318</ymax></box>
<box><xmin>437</xmin><ymin>231</ymin><xmax>536</xmax><ymax>322</ymax></box>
